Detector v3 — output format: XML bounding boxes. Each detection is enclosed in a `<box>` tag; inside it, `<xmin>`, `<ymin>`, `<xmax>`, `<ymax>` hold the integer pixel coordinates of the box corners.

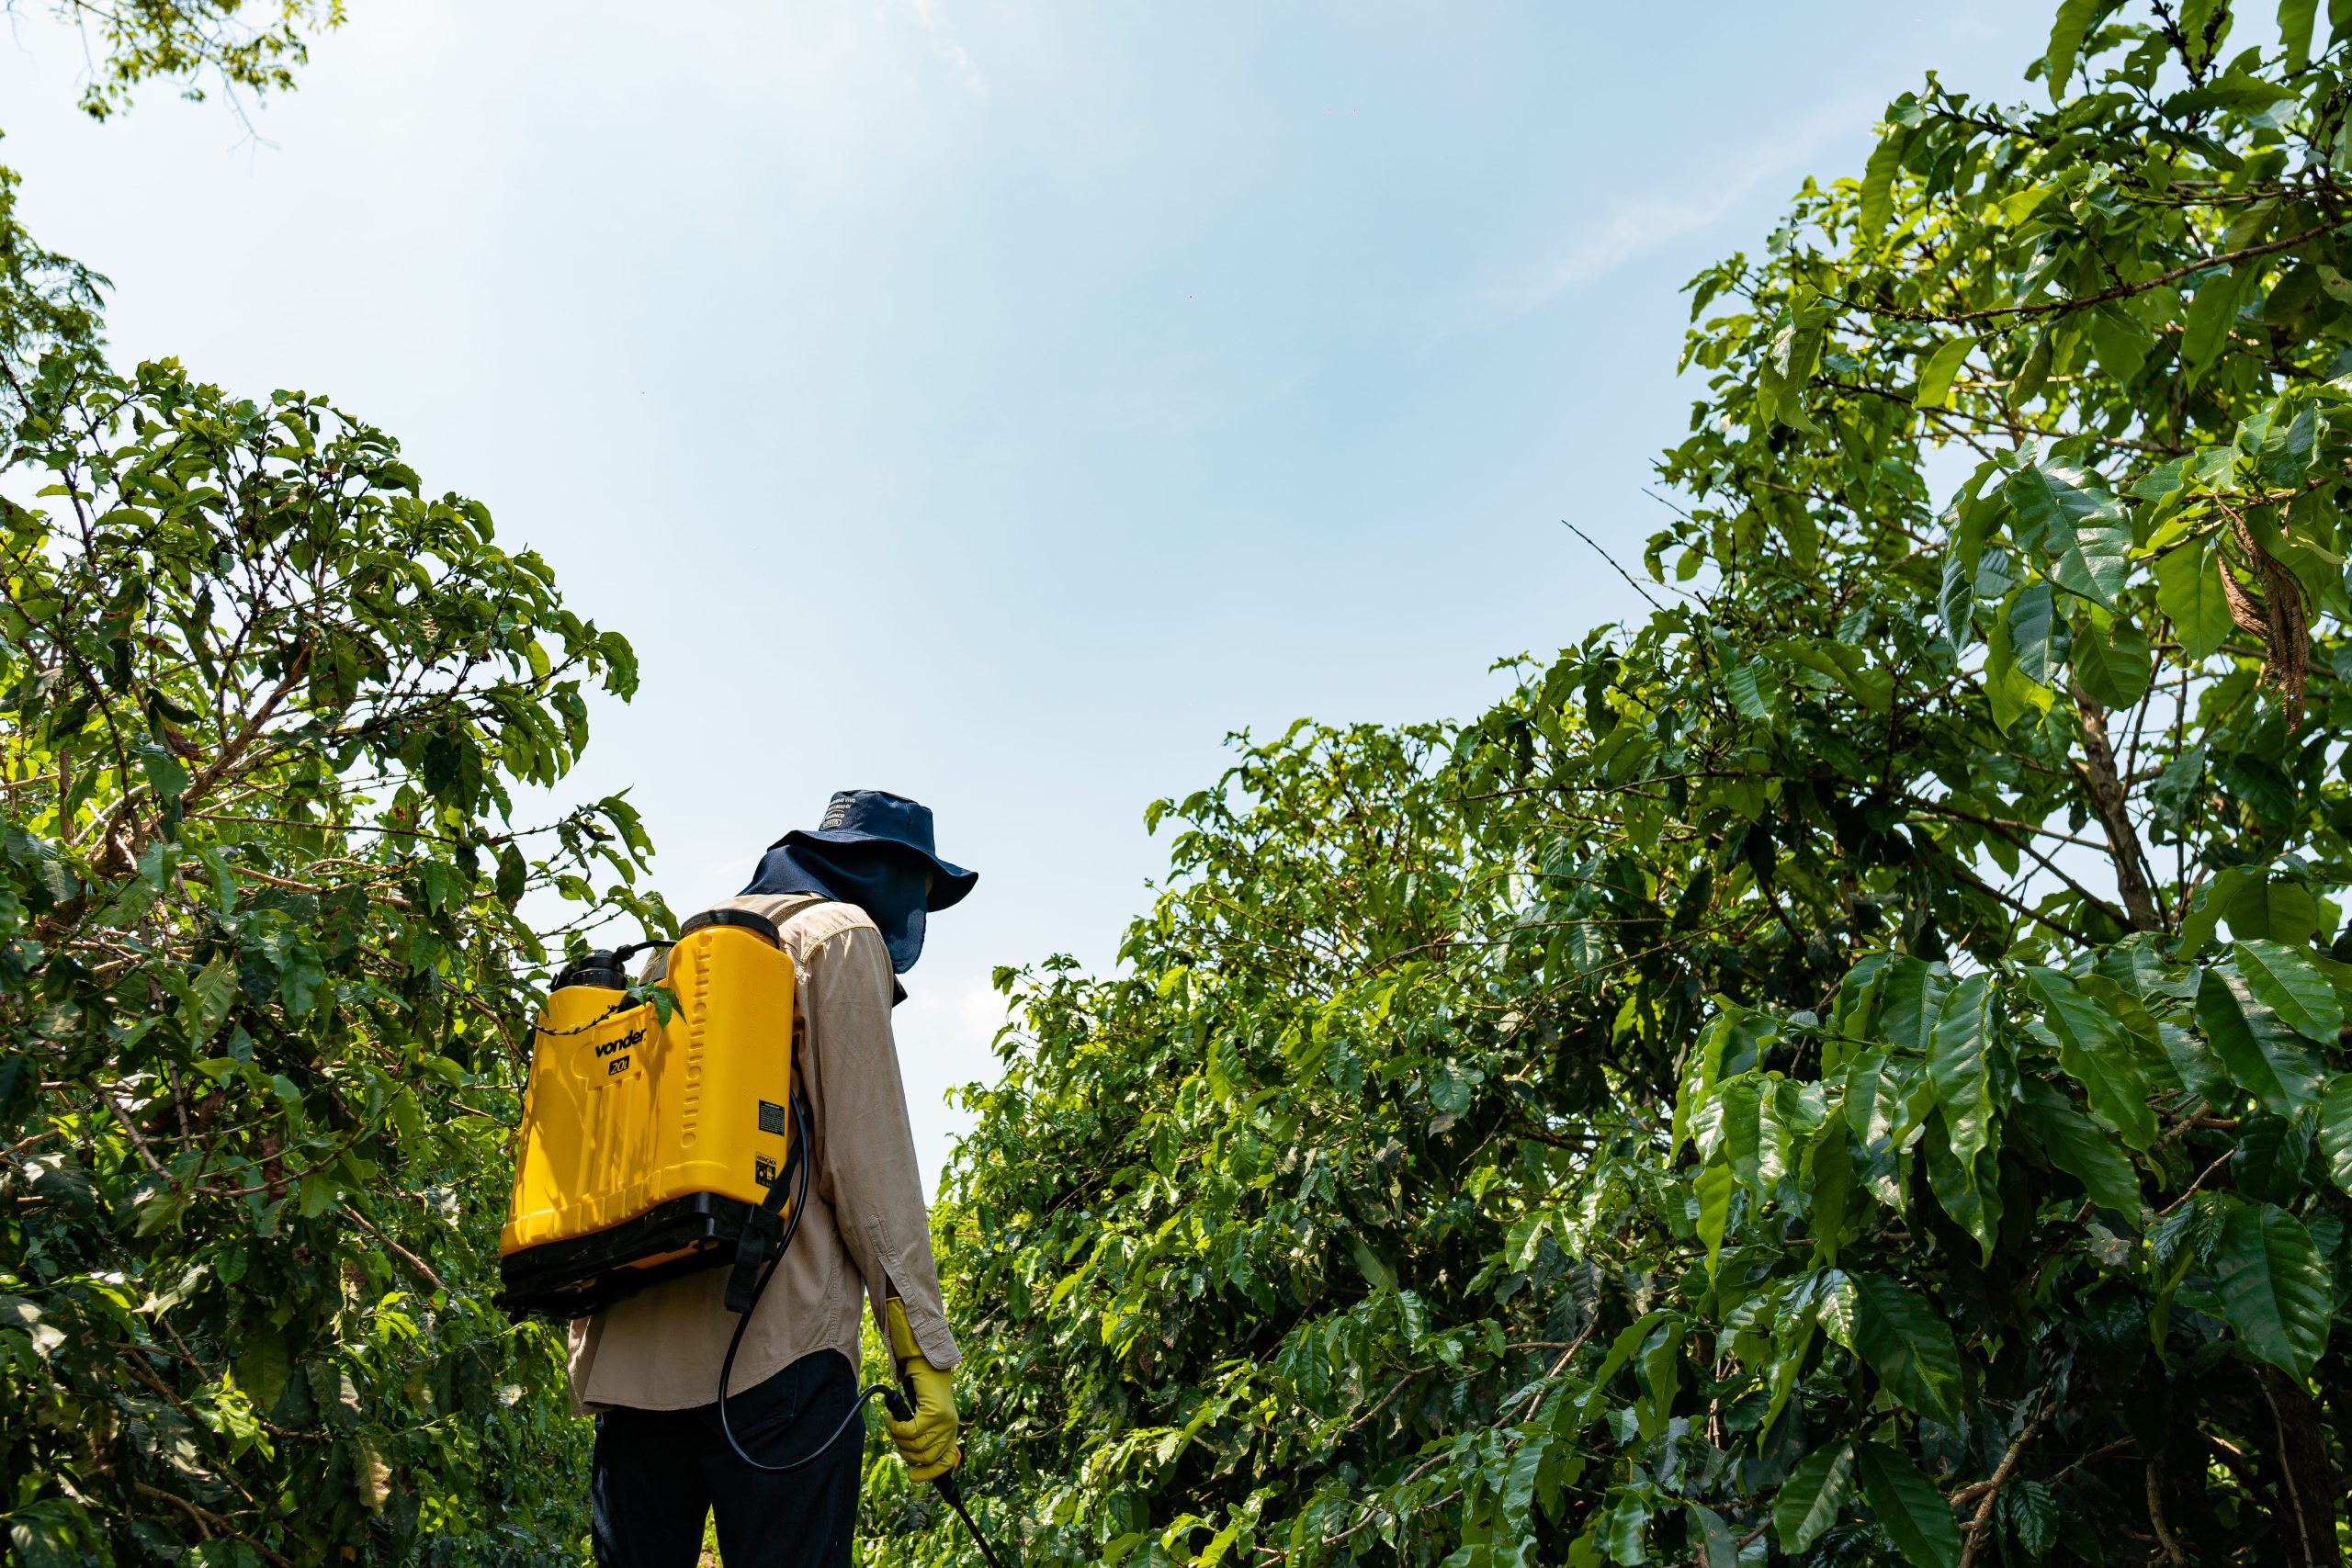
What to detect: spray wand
<box><xmin>881</xmin><ymin>1382</ymin><xmax>1014</xmax><ymax>1568</ymax></box>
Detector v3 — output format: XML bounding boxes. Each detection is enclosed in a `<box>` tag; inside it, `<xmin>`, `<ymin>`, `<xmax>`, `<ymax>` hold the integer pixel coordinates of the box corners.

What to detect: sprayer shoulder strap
<box><xmin>723</xmin><ymin>1087</ymin><xmax>811</xmax><ymax>1316</ymax></box>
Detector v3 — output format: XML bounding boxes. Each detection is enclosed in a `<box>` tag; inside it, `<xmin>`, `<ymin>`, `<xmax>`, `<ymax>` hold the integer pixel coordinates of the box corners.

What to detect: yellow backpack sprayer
<box><xmin>496</xmin><ymin>908</ymin><xmax>1011</xmax><ymax>1566</ymax></box>
<box><xmin>497</xmin><ymin>908</ymin><xmax>797</xmax><ymax>1318</ymax></box>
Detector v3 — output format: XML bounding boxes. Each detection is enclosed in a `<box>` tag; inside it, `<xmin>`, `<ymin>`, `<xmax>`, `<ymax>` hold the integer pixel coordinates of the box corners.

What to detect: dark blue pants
<box><xmin>591</xmin><ymin>1349</ymin><xmax>859</xmax><ymax>1568</ymax></box>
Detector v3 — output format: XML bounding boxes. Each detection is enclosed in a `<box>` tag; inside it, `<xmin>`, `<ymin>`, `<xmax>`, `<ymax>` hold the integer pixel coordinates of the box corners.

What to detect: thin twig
<box><xmin>2156</xmin><ymin>1148</ymin><xmax>2233</xmax><ymax>1216</ymax></box>
<box><xmin>1517</xmin><ymin>1314</ymin><xmax>1603</xmax><ymax>1422</ymax></box>
<box><xmin>339</xmin><ymin>1203</ymin><xmax>449</xmax><ymax>1294</ymax></box>
<box><xmin>130</xmin><ymin>1483</ymin><xmax>296</xmax><ymax>1567</ymax></box>
<box><xmin>2146</xmin><ymin>1460</ymin><xmax>2188</xmax><ymax>1565</ymax></box>
<box><xmin>1562</xmin><ymin>520</ymin><xmax>1664</xmax><ymax>612</ymax></box>
<box><xmin>1958</xmin><ymin>1404</ymin><xmax>2051</xmax><ymax>1568</ymax></box>
<box><xmin>104</xmin><ymin>1092</ymin><xmax>174</xmax><ymax>1185</ymax></box>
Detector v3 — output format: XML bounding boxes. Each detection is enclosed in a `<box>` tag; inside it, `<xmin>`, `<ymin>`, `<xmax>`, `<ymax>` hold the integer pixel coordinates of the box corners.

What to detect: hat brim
<box><xmin>778</xmin><ymin>829</ymin><xmax>978</xmax><ymax>910</ymax></box>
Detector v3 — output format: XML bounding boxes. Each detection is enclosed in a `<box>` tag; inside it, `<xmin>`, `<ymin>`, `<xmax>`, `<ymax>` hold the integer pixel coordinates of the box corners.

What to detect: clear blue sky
<box><xmin>1</xmin><ymin>0</ymin><xmax>2052</xmax><ymax>1188</ymax></box>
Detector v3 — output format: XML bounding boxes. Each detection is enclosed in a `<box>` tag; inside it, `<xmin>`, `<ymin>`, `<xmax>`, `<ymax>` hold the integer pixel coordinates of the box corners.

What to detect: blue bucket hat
<box><xmin>741</xmin><ymin>790</ymin><xmax>977</xmax><ymax>974</ymax></box>
<box><xmin>781</xmin><ymin>791</ymin><xmax>978</xmax><ymax>908</ymax></box>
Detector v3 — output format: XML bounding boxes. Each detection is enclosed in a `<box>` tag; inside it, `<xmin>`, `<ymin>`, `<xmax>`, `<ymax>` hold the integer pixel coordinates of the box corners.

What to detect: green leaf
<box><xmin>1774</xmin><ymin>1440</ymin><xmax>1857</xmax><ymax>1552</ymax></box>
<box><xmin>496</xmin><ymin>844</ymin><xmax>527</xmax><ymax>907</ymax></box>
<box><xmin>2018</xmin><ymin>1078</ymin><xmax>2143</xmax><ymax>1215</ymax></box>
<box><xmin>187</xmin><ymin>953</ymin><xmax>238</xmax><ymax>1044</ymax></box>
<box><xmin>2093</xmin><ymin>938</ymin><xmax>2175</xmax><ymax>999</ymax></box>
<box><xmin>1860</xmin><ymin>130</ymin><xmax>1906</xmax><ymax>240</ymax></box>
<box><xmin>2007</xmin><ymin>459</ymin><xmax>2130</xmax><ymax>609</ymax></box>
<box><xmin>6</xmin><ymin>1499</ymin><xmax>92</xmax><ymax>1568</ymax></box>
<box><xmin>1725</xmin><ymin>660</ymin><xmax>1776</xmax><ymax>719</ymax></box>
<box><xmin>2179</xmin><ymin>866</ymin><xmax>2280</xmax><ymax>952</ymax></box>
<box><xmin>2026</xmin><ymin>965</ymin><xmax>2157</xmax><ymax>1148</ymax></box>
<box><xmin>2086</xmin><ymin>303</ymin><xmax>2154</xmax><ymax>384</ymax></box>
<box><xmin>2231</xmin><ymin>939</ymin><xmax>2342</xmax><ymax>1042</ymax></box>
<box><xmin>1688</xmin><ymin>1505</ymin><xmax>1737</xmax><ymax>1568</ymax></box>
<box><xmin>2045</xmin><ymin>0</ymin><xmax>2100</xmax><ymax>99</ymax></box>
<box><xmin>2255</xmin><ymin>400</ymin><xmax>2321</xmax><ymax>485</ymax></box>
<box><xmin>1984</xmin><ymin>599</ymin><xmax>2052</xmax><ymax>731</ymax></box>
<box><xmin>1770</xmin><ymin>637</ymin><xmax>1893</xmax><ymax>712</ymax></box>
<box><xmin>2197</xmin><ymin>966</ymin><xmax>2326</xmax><ymax>1113</ymax></box>
<box><xmin>2007</xmin><ymin>584</ymin><xmax>2064</xmax><ymax>685</ymax></box>
<box><xmin>1503</xmin><ymin>1435</ymin><xmax>1551</xmax><ymax>1525</ymax></box>
<box><xmin>2319</xmin><ymin>1077</ymin><xmax>2352</xmax><ymax>1197</ymax></box>
<box><xmin>2214</xmin><ymin>1201</ymin><xmax>2335</xmax><ymax>1378</ymax></box>
<box><xmin>236</xmin><ymin>1328</ymin><xmax>291</xmax><ymax>1414</ymax></box>
<box><xmin>1852</xmin><ymin>1441</ymin><xmax>1962</xmax><ymax>1568</ymax></box>
<box><xmin>2183</xmin><ymin>267</ymin><xmax>2247</xmax><ymax>385</ymax></box>
<box><xmin>2077</xmin><ymin>970</ymin><xmax>2167</xmax><ymax>1067</ymax></box>
<box><xmin>1585</xmin><ymin>1311</ymin><xmax>1670</xmax><ymax>1412</ymax></box>
<box><xmin>1850</xmin><ymin>1273</ymin><xmax>1962</xmax><ymax>1423</ymax></box>
<box><xmin>2222</xmin><ymin>874</ymin><xmax>2329</xmax><ymax>947</ymax></box>
<box><xmin>1808</xmin><ymin>1125</ymin><xmax>1855</xmax><ymax>1265</ymax></box>
<box><xmin>1600</xmin><ymin>1494</ymin><xmax>1648</xmax><ymax>1564</ymax></box>
<box><xmin>1999</xmin><ymin>1482</ymin><xmax>2058</xmax><ymax>1559</ymax></box>
<box><xmin>1915</xmin><ymin>336</ymin><xmax>1973</xmax><ymax>409</ymax></box>
<box><xmin>2280</xmin><ymin>0</ymin><xmax>2318</xmax><ymax>73</ymax></box>
<box><xmin>2155</xmin><ymin>537</ymin><xmax>2232</xmax><ymax>661</ymax></box>
<box><xmin>1346</xmin><ymin>1233</ymin><xmax>1397</xmax><ymax>1294</ymax></box>
<box><xmin>1696</xmin><ymin>1162</ymin><xmax>1733</xmax><ymax>1279</ymax></box>
<box><xmin>1758</xmin><ymin>292</ymin><xmax>1833</xmax><ymax>432</ymax></box>
<box><xmin>1925</xmin><ymin>1111</ymin><xmax>2002</xmax><ymax>1263</ymax></box>
<box><xmin>1928</xmin><ymin>973</ymin><xmax>1996</xmax><ymax>1167</ymax></box>
<box><xmin>138</xmin><ymin>739</ymin><xmax>189</xmax><ymax>805</ymax></box>
<box><xmin>1720</xmin><ymin>1077</ymin><xmax>1764</xmax><ymax>1190</ymax></box>
<box><xmin>1845</xmin><ymin>1047</ymin><xmax>1905</xmax><ymax>1147</ymax></box>
<box><xmin>1939</xmin><ymin>546</ymin><xmax>1976</xmax><ymax>643</ymax></box>
<box><xmin>2071</xmin><ymin>609</ymin><xmax>2153</xmax><ymax>708</ymax></box>
<box><xmin>2000</xmin><ymin>184</ymin><xmax>2058</xmax><ymax>231</ymax></box>
<box><xmin>1876</xmin><ymin>956</ymin><xmax>1947</xmax><ymax>1055</ymax></box>
<box><xmin>2161</xmin><ymin>1020</ymin><xmax>2232</xmax><ymax>1100</ymax></box>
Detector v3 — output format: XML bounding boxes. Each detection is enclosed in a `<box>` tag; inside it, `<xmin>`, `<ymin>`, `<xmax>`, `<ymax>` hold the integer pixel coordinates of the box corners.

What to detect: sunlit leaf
<box><xmin>2198</xmin><ymin>966</ymin><xmax>2326</xmax><ymax>1114</ymax></box>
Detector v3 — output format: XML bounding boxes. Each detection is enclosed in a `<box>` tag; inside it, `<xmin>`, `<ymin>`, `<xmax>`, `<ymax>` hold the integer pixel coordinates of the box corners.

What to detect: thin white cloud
<box><xmin>1490</xmin><ymin>92</ymin><xmax>1878</xmax><ymax>319</ymax></box>
<box><xmin>899</xmin><ymin>0</ymin><xmax>987</xmax><ymax>97</ymax></box>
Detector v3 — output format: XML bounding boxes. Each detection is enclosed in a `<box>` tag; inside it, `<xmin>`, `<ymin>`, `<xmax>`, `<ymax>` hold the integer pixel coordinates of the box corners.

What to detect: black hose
<box><xmin>717</xmin><ymin>1096</ymin><xmax>896</xmax><ymax>1474</ymax></box>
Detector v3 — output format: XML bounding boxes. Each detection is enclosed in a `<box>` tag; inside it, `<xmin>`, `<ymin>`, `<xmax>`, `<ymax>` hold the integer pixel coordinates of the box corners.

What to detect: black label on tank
<box><xmin>758</xmin><ymin>1100</ymin><xmax>786</xmax><ymax>1135</ymax></box>
<box><xmin>755</xmin><ymin>1156</ymin><xmax>779</xmax><ymax>1187</ymax></box>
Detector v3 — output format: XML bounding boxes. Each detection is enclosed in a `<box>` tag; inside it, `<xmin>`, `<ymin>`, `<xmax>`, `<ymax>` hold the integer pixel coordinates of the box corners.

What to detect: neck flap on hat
<box><xmin>741</xmin><ymin>841</ymin><xmax>930</xmax><ymax>977</ymax></box>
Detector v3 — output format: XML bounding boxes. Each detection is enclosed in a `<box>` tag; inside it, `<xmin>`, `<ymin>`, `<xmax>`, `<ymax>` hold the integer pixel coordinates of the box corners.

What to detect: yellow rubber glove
<box><xmin>883</xmin><ymin>1296</ymin><xmax>961</xmax><ymax>1483</ymax></box>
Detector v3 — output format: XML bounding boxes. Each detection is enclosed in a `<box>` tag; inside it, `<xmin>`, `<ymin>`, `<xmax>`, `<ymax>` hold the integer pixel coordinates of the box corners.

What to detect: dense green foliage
<box><xmin>881</xmin><ymin>5</ymin><xmax>2352</xmax><ymax>1565</ymax></box>
<box><xmin>0</xmin><ymin>34</ymin><xmax>668</xmax><ymax>1562</ymax></box>
<box><xmin>17</xmin><ymin>0</ymin><xmax>2352</xmax><ymax>1563</ymax></box>
<box><xmin>0</xmin><ymin>355</ymin><xmax>666</xmax><ymax>1562</ymax></box>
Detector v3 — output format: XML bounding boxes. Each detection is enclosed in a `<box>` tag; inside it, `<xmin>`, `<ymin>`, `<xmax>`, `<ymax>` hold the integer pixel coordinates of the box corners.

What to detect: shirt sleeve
<box><xmin>800</xmin><ymin>921</ymin><xmax>961</xmax><ymax>1370</ymax></box>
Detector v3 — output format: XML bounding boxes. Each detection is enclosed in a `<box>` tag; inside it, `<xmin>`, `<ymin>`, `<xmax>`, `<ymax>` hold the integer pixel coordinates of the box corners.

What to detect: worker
<box><xmin>569</xmin><ymin>789</ymin><xmax>977</xmax><ymax>1568</ymax></box>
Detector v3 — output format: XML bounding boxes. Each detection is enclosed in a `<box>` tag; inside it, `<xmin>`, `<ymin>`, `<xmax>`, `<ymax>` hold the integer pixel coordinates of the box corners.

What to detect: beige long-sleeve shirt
<box><xmin>566</xmin><ymin>892</ymin><xmax>960</xmax><ymax>1412</ymax></box>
